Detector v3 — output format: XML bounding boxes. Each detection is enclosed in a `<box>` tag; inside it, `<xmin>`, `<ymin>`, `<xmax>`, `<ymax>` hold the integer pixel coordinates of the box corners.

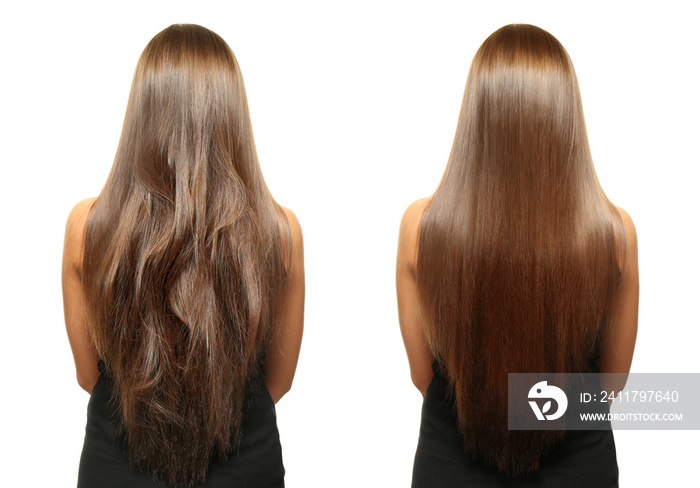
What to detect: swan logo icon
<box><xmin>528</xmin><ymin>381</ymin><xmax>568</xmax><ymax>420</ymax></box>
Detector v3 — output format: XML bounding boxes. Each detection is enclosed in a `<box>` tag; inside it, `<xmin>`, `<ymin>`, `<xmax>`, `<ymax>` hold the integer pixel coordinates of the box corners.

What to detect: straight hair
<box><xmin>416</xmin><ymin>24</ymin><xmax>626</xmax><ymax>476</ymax></box>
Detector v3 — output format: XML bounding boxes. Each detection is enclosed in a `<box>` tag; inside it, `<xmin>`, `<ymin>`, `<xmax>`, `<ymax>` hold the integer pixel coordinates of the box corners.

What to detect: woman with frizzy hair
<box><xmin>397</xmin><ymin>24</ymin><xmax>638</xmax><ymax>486</ymax></box>
<box><xmin>62</xmin><ymin>24</ymin><xmax>304</xmax><ymax>487</ymax></box>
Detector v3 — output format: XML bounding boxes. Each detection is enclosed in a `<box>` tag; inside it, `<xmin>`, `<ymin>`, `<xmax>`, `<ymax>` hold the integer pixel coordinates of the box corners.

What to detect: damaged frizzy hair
<box><xmin>81</xmin><ymin>24</ymin><xmax>291</xmax><ymax>486</ymax></box>
<box><xmin>416</xmin><ymin>24</ymin><xmax>626</xmax><ymax>476</ymax></box>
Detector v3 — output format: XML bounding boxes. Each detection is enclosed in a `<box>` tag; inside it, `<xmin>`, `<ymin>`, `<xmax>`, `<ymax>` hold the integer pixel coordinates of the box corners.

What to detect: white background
<box><xmin>1</xmin><ymin>1</ymin><xmax>698</xmax><ymax>486</ymax></box>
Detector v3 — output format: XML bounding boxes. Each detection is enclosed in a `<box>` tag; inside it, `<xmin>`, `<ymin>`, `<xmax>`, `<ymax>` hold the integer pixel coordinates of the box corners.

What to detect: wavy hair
<box><xmin>81</xmin><ymin>24</ymin><xmax>290</xmax><ymax>485</ymax></box>
<box><xmin>416</xmin><ymin>24</ymin><xmax>626</xmax><ymax>476</ymax></box>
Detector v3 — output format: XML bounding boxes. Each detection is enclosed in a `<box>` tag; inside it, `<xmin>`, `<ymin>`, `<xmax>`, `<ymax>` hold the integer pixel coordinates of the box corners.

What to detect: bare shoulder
<box><xmin>279</xmin><ymin>206</ymin><xmax>301</xmax><ymax>233</ymax></box>
<box><xmin>279</xmin><ymin>206</ymin><xmax>303</xmax><ymax>246</ymax></box>
<box><xmin>399</xmin><ymin>197</ymin><xmax>431</xmax><ymax>244</ymax></box>
<box><xmin>65</xmin><ymin>197</ymin><xmax>98</xmax><ymax>243</ymax></box>
<box><xmin>398</xmin><ymin>197</ymin><xmax>431</xmax><ymax>270</ymax></box>
<box><xmin>615</xmin><ymin>206</ymin><xmax>636</xmax><ymax>238</ymax></box>
<box><xmin>614</xmin><ymin>205</ymin><xmax>638</xmax><ymax>278</ymax></box>
<box><xmin>614</xmin><ymin>205</ymin><xmax>638</xmax><ymax>251</ymax></box>
<box><xmin>278</xmin><ymin>206</ymin><xmax>304</xmax><ymax>274</ymax></box>
<box><xmin>63</xmin><ymin>197</ymin><xmax>98</xmax><ymax>273</ymax></box>
<box><xmin>399</xmin><ymin>197</ymin><xmax>431</xmax><ymax>239</ymax></box>
<box><xmin>66</xmin><ymin>197</ymin><xmax>98</xmax><ymax>227</ymax></box>
<box><xmin>401</xmin><ymin>197</ymin><xmax>430</xmax><ymax>228</ymax></box>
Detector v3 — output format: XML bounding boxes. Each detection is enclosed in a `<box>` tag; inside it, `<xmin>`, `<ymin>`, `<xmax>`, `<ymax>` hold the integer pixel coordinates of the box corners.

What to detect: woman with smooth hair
<box><xmin>62</xmin><ymin>24</ymin><xmax>304</xmax><ymax>487</ymax></box>
<box><xmin>397</xmin><ymin>24</ymin><xmax>638</xmax><ymax>486</ymax></box>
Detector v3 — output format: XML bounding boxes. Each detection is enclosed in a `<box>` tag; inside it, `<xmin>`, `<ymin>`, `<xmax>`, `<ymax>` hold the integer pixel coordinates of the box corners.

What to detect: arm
<box><xmin>397</xmin><ymin>198</ymin><xmax>434</xmax><ymax>396</ymax></box>
<box><xmin>264</xmin><ymin>207</ymin><xmax>305</xmax><ymax>404</ymax></box>
<box><xmin>62</xmin><ymin>197</ymin><xmax>100</xmax><ymax>394</ymax></box>
<box><xmin>598</xmin><ymin>206</ymin><xmax>639</xmax><ymax>397</ymax></box>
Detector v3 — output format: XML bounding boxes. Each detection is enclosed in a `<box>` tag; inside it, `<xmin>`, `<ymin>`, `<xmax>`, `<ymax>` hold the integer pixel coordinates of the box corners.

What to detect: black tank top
<box><xmin>77</xmin><ymin>360</ymin><xmax>285</xmax><ymax>487</ymax></box>
<box><xmin>411</xmin><ymin>362</ymin><xmax>619</xmax><ymax>487</ymax></box>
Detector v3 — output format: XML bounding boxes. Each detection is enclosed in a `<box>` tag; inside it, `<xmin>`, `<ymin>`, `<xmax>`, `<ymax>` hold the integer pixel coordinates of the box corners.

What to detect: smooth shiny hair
<box><xmin>81</xmin><ymin>24</ymin><xmax>291</xmax><ymax>485</ymax></box>
<box><xmin>416</xmin><ymin>24</ymin><xmax>626</xmax><ymax>476</ymax></box>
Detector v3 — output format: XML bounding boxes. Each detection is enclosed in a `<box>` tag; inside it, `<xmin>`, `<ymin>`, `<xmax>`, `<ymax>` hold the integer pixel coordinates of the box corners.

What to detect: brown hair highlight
<box><xmin>416</xmin><ymin>24</ymin><xmax>626</xmax><ymax>476</ymax></box>
<box><xmin>81</xmin><ymin>24</ymin><xmax>290</xmax><ymax>485</ymax></box>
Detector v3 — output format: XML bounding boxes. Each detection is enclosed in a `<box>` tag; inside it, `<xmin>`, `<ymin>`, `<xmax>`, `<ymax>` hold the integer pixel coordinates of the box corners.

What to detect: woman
<box><xmin>397</xmin><ymin>24</ymin><xmax>638</xmax><ymax>486</ymax></box>
<box><xmin>62</xmin><ymin>24</ymin><xmax>304</xmax><ymax>487</ymax></box>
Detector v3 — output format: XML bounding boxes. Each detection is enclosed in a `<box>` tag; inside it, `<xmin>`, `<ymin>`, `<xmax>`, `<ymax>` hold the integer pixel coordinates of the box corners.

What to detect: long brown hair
<box><xmin>416</xmin><ymin>24</ymin><xmax>626</xmax><ymax>476</ymax></box>
<box><xmin>81</xmin><ymin>24</ymin><xmax>290</xmax><ymax>485</ymax></box>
